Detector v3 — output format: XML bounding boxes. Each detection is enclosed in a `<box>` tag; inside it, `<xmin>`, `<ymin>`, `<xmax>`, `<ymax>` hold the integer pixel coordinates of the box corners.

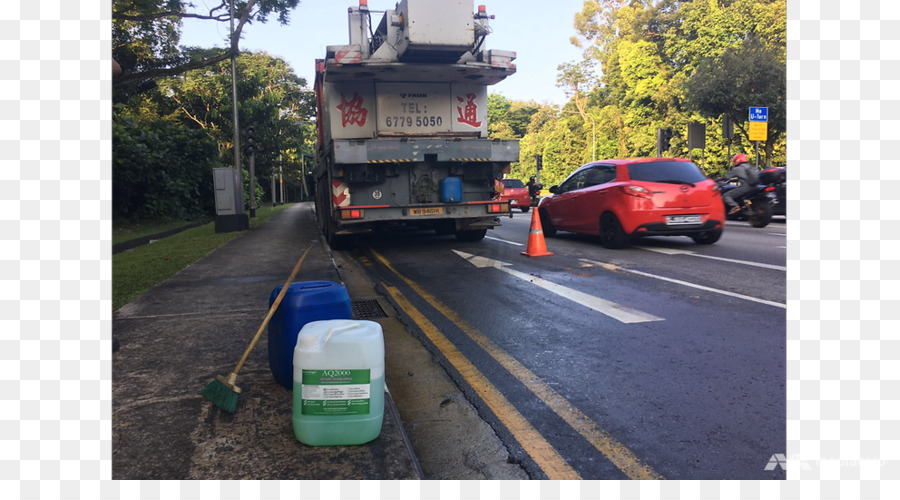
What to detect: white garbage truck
<box><xmin>313</xmin><ymin>0</ymin><xmax>518</xmax><ymax>248</ymax></box>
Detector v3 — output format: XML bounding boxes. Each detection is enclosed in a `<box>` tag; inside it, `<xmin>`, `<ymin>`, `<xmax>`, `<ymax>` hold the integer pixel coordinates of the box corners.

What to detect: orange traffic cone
<box><xmin>521</xmin><ymin>209</ymin><xmax>553</xmax><ymax>257</ymax></box>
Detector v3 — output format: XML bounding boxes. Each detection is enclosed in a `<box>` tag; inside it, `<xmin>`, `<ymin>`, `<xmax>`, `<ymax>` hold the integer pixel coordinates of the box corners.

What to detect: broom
<box><xmin>202</xmin><ymin>245</ymin><xmax>313</xmax><ymax>413</ymax></box>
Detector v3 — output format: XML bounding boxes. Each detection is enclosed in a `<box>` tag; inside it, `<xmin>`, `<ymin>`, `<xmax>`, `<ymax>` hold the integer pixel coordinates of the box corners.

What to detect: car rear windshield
<box><xmin>627</xmin><ymin>161</ymin><xmax>708</xmax><ymax>184</ymax></box>
<box><xmin>501</xmin><ymin>179</ymin><xmax>525</xmax><ymax>188</ymax></box>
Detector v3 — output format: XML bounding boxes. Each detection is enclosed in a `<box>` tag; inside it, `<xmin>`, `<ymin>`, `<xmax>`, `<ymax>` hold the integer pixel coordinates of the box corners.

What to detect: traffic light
<box><xmin>535</xmin><ymin>154</ymin><xmax>543</xmax><ymax>171</ymax></box>
<box><xmin>722</xmin><ymin>115</ymin><xmax>734</xmax><ymax>140</ymax></box>
<box><xmin>657</xmin><ymin>128</ymin><xmax>672</xmax><ymax>156</ymax></box>
<box><xmin>246</xmin><ymin>126</ymin><xmax>256</xmax><ymax>153</ymax></box>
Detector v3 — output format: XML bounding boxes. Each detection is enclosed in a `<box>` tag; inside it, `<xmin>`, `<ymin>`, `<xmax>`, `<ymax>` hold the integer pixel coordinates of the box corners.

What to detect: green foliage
<box><xmin>525</xmin><ymin>0</ymin><xmax>787</xmax><ymax>174</ymax></box>
<box><xmin>113</xmin><ymin>109</ymin><xmax>218</xmax><ymax>221</ymax></box>
<box><xmin>158</xmin><ymin>50</ymin><xmax>313</xmax><ymax>188</ymax></box>
<box><xmin>113</xmin><ymin>50</ymin><xmax>314</xmax><ymax>221</ymax></box>
<box><xmin>113</xmin><ymin>0</ymin><xmax>301</xmax><ymax>89</ymax></box>
<box><xmin>487</xmin><ymin>94</ymin><xmax>541</xmax><ymax>139</ymax></box>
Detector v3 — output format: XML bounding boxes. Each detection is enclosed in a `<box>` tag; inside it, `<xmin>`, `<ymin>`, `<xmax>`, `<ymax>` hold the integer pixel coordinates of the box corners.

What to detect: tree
<box><xmin>488</xmin><ymin>94</ymin><xmax>541</xmax><ymax>139</ymax></box>
<box><xmin>685</xmin><ymin>34</ymin><xmax>786</xmax><ymax>167</ymax></box>
<box><xmin>113</xmin><ymin>0</ymin><xmax>300</xmax><ymax>98</ymax></box>
<box><xmin>156</xmin><ymin>51</ymin><xmax>314</xmax><ymax>202</ymax></box>
<box><xmin>556</xmin><ymin>60</ymin><xmax>597</xmax><ymax>122</ymax></box>
<box><xmin>113</xmin><ymin>111</ymin><xmax>219</xmax><ymax>220</ymax></box>
<box><xmin>113</xmin><ymin>50</ymin><xmax>313</xmax><ymax>220</ymax></box>
<box><xmin>562</xmin><ymin>0</ymin><xmax>786</xmax><ymax>168</ymax></box>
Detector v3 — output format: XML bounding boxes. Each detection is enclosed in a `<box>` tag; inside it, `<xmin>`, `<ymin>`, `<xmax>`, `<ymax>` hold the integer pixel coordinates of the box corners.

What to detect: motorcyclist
<box><xmin>525</xmin><ymin>175</ymin><xmax>537</xmax><ymax>198</ymax></box>
<box><xmin>719</xmin><ymin>153</ymin><xmax>759</xmax><ymax>215</ymax></box>
<box><xmin>526</xmin><ymin>176</ymin><xmax>541</xmax><ymax>204</ymax></box>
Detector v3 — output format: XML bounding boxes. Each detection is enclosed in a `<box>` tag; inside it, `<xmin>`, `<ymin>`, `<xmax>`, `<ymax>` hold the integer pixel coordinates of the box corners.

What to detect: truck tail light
<box><xmin>341</xmin><ymin>209</ymin><xmax>364</xmax><ymax>220</ymax></box>
<box><xmin>488</xmin><ymin>203</ymin><xmax>507</xmax><ymax>213</ymax></box>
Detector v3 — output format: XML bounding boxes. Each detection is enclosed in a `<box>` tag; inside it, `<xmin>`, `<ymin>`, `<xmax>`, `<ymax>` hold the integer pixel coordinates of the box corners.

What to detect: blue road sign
<box><xmin>749</xmin><ymin>107</ymin><xmax>768</xmax><ymax>122</ymax></box>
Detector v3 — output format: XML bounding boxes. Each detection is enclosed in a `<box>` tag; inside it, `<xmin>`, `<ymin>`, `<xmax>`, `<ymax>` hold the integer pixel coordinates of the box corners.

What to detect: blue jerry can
<box><xmin>267</xmin><ymin>281</ymin><xmax>352</xmax><ymax>389</ymax></box>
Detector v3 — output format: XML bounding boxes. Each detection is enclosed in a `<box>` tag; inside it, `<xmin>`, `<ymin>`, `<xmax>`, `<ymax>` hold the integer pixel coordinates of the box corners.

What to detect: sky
<box><xmin>178</xmin><ymin>0</ymin><xmax>590</xmax><ymax>106</ymax></box>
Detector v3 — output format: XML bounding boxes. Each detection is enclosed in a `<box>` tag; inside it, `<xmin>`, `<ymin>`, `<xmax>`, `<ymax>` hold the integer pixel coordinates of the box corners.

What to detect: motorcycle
<box><xmin>528</xmin><ymin>182</ymin><xmax>543</xmax><ymax>207</ymax></box>
<box><xmin>717</xmin><ymin>178</ymin><xmax>778</xmax><ymax>228</ymax></box>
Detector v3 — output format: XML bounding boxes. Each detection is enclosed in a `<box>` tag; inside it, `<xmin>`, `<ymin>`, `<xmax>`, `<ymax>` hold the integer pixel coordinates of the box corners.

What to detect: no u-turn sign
<box><xmin>749</xmin><ymin>107</ymin><xmax>768</xmax><ymax>141</ymax></box>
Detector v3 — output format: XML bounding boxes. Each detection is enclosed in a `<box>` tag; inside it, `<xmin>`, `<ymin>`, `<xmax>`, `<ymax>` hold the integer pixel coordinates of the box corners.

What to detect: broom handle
<box><xmin>230</xmin><ymin>245</ymin><xmax>313</xmax><ymax>377</ymax></box>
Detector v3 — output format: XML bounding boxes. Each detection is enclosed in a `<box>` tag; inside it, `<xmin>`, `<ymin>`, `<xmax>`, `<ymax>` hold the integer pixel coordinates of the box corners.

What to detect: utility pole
<box><xmin>212</xmin><ymin>0</ymin><xmax>248</xmax><ymax>233</ymax></box>
<box><xmin>273</xmin><ymin>154</ymin><xmax>279</xmax><ymax>207</ymax></box>
<box><xmin>229</xmin><ymin>0</ymin><xmax>241</xmax><ymax>179</ymax></box>
<box><xmin>247</xmin><ymin>126</ymin><xmax>256</xmax><ymax>217</ymax></box>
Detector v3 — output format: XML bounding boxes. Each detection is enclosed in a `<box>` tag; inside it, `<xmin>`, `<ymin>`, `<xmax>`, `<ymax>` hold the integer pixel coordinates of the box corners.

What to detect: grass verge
<box><xmin>113</xmin><ymin>219</ymin><xmax>208</xmax><ymax>246</ymax></box>
<box><xmin>112</xmin><ymin>204</ymin><xmax>295</xmax><ymax>312</ymax></box>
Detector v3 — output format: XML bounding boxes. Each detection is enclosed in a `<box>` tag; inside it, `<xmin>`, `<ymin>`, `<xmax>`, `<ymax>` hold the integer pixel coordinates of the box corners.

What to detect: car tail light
<box><xmin>620</xmin><ymin>185</ymin><xmax>652</xmax><ymax>199</ymax></box>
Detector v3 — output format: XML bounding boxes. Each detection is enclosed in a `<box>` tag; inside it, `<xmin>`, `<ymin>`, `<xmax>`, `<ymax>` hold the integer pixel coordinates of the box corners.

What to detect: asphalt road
<box><xmin>341</xmin><ymin>212</ymin><xmax>786</xmax><ymax>480</ymax></box>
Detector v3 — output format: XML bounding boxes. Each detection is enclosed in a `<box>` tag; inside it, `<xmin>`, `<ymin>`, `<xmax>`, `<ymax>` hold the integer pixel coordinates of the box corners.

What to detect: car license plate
<box><xmin>410</xmin><ymin>207</ymin><xmax>443</xmax><ymax>216</ymax></box>
<box><xmin>666</xmin><ymin>215</ymin><xmax>702</xmax><ymax>225</ymax></box>
<box><xmin>510</xmin><ymin>200</ymin><xmax>518</xmax><ymax>206</ymax></box>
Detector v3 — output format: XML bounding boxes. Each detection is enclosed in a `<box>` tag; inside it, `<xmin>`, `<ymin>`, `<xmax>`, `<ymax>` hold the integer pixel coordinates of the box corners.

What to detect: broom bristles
<box><xmin>202</xmin><ymin>377</ymin><xmax>239</xmax><ymax>413</ymax></box>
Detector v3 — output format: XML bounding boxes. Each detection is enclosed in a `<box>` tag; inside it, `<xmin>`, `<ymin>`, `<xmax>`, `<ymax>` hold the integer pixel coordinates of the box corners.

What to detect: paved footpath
<box><xmin>112</xmin><ymin>203</ymin><xmax>419</xmax><ymax>480</ymax></box>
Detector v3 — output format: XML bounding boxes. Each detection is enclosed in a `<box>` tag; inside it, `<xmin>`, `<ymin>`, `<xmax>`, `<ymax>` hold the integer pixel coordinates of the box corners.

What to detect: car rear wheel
<box><xmin>600</xmin><ymin>212</ymin><xmax>629</xmax><ymax>249</ymax></box>
<box><xmin>520</xmin><ymin>206</ymin><xmax>530</xmax><ymax>213</ymax></box>
<box><xmin>691</xmin><ymin>228</ymin><xmax>723</xmax><ymax>245</ymax></box>
<box><xmin>538</xmin><ymin>208</ymin><xmax>556</xmax><ymax>237</ymax></box>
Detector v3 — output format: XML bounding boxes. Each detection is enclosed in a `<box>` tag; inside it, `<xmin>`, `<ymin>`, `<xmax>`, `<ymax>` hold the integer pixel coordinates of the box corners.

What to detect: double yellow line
<box><xmin>369</xmin><ymin>248</ymin><xmax>663</xmax><ymax>481</ymax></box>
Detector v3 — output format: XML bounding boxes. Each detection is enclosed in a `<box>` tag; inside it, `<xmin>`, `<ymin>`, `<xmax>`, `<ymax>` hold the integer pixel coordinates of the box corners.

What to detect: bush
<box><xmin>113</xmin><ymin>114</ymin><xmax>218</xmax><ymax>221</ymax></box>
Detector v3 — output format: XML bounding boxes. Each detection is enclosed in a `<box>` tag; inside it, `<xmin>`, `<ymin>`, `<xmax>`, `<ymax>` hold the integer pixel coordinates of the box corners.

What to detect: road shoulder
<box><xmin>332</xmin><ymin>248</ymin><xmax>529</xmax><ymax>480</ymax></box>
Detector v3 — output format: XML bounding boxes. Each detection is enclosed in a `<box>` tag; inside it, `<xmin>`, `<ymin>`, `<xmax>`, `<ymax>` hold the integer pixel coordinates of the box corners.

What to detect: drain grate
<box><xmin>352</xmin><ymin>299</ymin><xmax>388</xmax><ymax>320</ymax></box>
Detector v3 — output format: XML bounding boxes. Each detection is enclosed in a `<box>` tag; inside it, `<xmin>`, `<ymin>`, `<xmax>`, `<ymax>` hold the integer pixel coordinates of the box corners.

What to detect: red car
<box><xmin>497</xmin><ymin>178</ymin><xmax>532</xmax><ymax>213</ymax></box>
<box><xmin>537</xmin><ymin>158</ymin><xmax>725</xmax><ymax>248</ymax></box>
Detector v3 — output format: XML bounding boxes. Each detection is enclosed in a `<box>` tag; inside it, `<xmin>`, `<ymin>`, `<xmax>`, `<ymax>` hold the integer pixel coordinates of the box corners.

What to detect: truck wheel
<box><xmin>328</xmin><ymin>233</ymin><xmax>353</xmax><ymax>250</ymax></box>
<box><xmin>324</xmin><ymin>213</ymin><xmax>353</xmax><ymax>250</ymax></box>
<box><xmin>455</xmin><ymin>229</ymin><xmax>487</xmax><ymax>242</ymax></box>
<box><xmin>434</xmin><ymin>220</ymin><xmax>455</xmax><ymax>236</ymax></box>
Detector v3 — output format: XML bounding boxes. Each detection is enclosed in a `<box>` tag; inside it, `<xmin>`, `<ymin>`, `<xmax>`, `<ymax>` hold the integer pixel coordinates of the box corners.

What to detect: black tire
<box><xmin>747</xmin><ymin>200</ymin><xmax>774</xmax><ymax>228</ymax></box>
<box><xmin>691</xmin><ymin>228</ymin><xmax>723</xmax><ymax>245</ymax></box>
<box><xmin>434</xmin><ymin>220</ymin><xmax>455</xmax><ymax>236</ymax></box>
<box><xmin>599</xmin><ymin>212</ymin><xmax>629</xmax><ymax>249</ymax></box>
<box><xmin>328</xmin><ymin>231</ymin><xmax>353</xmax><ymax>250</ymax></box>
<box><xmin>455</xmin><ymin>229</ymin><xmax>487</xmax><ymax>242</ymax></box>
<box><xmin>324</xmin><ymin>212</ymin><xmax>353</xmax><ymax>250</ymax></box>
<box><xmin>520</xmin><ymin>206</ymin><xmax>530</xmax><ymax>213</ymax></box>
<box><xmin>538</xmin><ymin>208</ymin><xmax>556</xmax><ymax>237</ymax></box>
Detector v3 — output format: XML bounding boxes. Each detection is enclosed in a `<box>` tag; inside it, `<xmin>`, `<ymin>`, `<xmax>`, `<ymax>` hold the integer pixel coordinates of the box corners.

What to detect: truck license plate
<box><xmin>666</xmin><ymin>215</ymin><xmax>702</xmax><ymax>225</ymax></box>
<box><xmin>410</xmin><ymin>207</ymin><xmax>443</xmax><ymax>216</ymax></box>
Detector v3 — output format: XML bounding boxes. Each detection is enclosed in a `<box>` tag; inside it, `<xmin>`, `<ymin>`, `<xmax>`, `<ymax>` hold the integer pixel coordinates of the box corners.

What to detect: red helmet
<box><xmin>732</xmin><ymin>153</ymin><xmax>749</xmax><ymax>166</ymax></box>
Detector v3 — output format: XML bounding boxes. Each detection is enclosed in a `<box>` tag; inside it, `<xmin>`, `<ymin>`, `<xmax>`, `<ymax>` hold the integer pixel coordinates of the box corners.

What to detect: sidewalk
<box><xmin>112</xmin><ymin>202</ymin><xmax>421</xmax><ymax>480</ymax></box>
